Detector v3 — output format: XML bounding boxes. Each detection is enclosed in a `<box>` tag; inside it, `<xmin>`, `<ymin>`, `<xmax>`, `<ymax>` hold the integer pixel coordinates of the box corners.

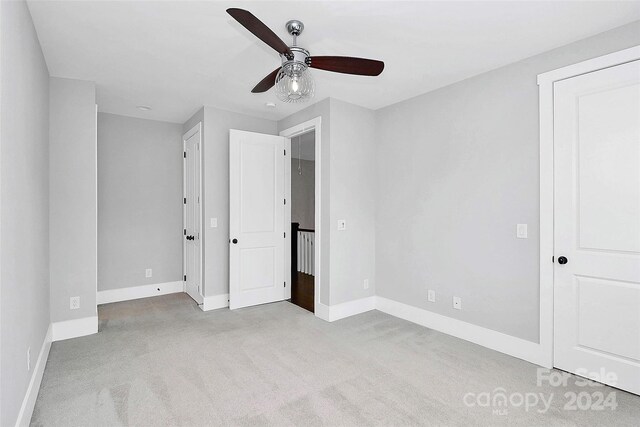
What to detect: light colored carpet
<box><xmin>31</xmin><ymin>293</ymin><xmax>639</xmax><ymax>426</ymax></box>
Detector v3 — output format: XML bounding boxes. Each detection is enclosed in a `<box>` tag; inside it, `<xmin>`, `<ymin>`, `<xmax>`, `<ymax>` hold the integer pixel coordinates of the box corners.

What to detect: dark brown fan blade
<box><xmin>308</xmin><ymin>56</ymin><xmax>384</xmax><ymax>76</ymax></box>
<box><xmin>227</xmin><ymin>8</ymin><xmax>290</xmax><ymax>55</ymax></box>
<box><xmin>252</xmin><ymin>68</ymin><xmax>280</xmax><ymax>93</ymax></box>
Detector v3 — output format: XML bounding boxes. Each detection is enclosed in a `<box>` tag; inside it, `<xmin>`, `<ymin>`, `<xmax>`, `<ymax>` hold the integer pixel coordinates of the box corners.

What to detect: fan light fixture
<box><xmin>274</xmin><ymin>22</ymin><xmax>314</xmax><ymax>103</ymax></box>
<box><xmin>275</xmin><ymin>54</ymin><xmax>314</xmax><ymax>103</ymax></box>
<box><xmin>226</xmin><ymin>9</ymin><xmax>384</xmax><ymax>103</ymax></box>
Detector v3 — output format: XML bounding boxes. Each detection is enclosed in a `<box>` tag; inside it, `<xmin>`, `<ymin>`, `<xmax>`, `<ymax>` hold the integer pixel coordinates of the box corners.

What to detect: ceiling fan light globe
<box><xmin>275</xmin><ymin>65</ymin><xmax>314</xmax><ymax>103</ymax></box>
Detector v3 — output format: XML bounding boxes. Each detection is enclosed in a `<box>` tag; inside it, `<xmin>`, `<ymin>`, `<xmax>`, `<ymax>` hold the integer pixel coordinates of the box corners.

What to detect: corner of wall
<box><xmin>49</xmin><ymin>77</ymin><xmax>98</xmax><ymax>331</ymax></box>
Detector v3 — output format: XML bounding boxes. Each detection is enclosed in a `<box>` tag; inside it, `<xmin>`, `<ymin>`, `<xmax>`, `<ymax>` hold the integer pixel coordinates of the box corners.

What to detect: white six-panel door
<box><xmin>229</xmin><ymin>129</ymin><xmax>287</xmax><ymax>310</ymax></box>
<box><xmin>553</xmin><ymin>60</ymin><xmax>640</xmax><ymax>394</ymax></box>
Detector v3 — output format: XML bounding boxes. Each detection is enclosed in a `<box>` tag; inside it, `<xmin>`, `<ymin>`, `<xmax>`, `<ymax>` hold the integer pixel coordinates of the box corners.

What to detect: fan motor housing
<box><xmin>281</xmin><ymin>46</ymin><xmax>310</xmax><ymax>70</ymax></box>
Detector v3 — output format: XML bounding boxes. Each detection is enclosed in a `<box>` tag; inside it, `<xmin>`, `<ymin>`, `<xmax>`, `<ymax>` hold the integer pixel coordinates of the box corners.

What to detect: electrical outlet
<box><xmin>364</xmin><ymin>279</ymin><xmax>369</xmax><ymax>290</ymax></box>
<box><xmin>427</xmin><ymin>290</ymin><xmax>436</xmax><ymax>302</ymax></box>
<box><xmin>70</xmin><ymin>296</ymin><xmax>80</xmax><ymax>310</ymax></box>
<box><xmin>337</xmin><ymin>219</ymin><xmax>346</xmax><ymax>231</ymax></box>
<box><xmin>145</xmin><ymin>268</ymin><xmax>152</xmax><ymax>278</ymax></box>
<box><xmin>453</xmin><ymin>296</ymin><xmax>462</xmax><ymax>310</ymax></box>
<box><xmin>210</xmin><ymin>218</ymin><xmax>218</xmax><ymax>228</ymax></box>
<box><xmin>27</xmin><ymin>347</ymin><xmax>31</xmax><ymax>371</ymax></box>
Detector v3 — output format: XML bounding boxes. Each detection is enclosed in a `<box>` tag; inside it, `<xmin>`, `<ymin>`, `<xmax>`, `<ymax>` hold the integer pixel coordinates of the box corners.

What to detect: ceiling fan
<box><xmin>226</xmin><ymin>8</ymin><xmax>385</xmax><ymax>103</ymax></box>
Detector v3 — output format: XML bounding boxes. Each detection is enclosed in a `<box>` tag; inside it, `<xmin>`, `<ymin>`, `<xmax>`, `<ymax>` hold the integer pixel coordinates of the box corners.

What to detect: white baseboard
<box><xmin>375</xmin><ymin>296</ymin><xmax>548</xmax><ymax>367</ymax></box>
<box><xmin>316</xmin><ymin>296</ymin><xmax>376</xmax><ymax>322</ymax></box>
<box><xmin>15</xmin><ymin>324</ymin><xmax>52</xmax><ymax>427</ymax></box>
<box><xmin>52</xmin><ymin>316</ymin><xmax>98</xmax><ymax>342</ymax></box>
<box><xmin>201</xmin><ymin>293</ymin><xmax>229</xmax><ymax>311</ymax></box>
<box><xmin>315</xmin><ymin>302</ymin><xmax>330</xmax><ymax>321</ymax></box>
<box><xmin>97</xmin><ymin>281</ymin><xmax>183</xmax><ymax>305</ymax></box>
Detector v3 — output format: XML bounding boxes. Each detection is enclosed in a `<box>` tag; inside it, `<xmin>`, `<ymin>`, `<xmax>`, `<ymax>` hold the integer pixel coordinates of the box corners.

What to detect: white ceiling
<box><xmin>28</xmin><ymin>1</ymin><xmax>640</xmax><ymax>124</ymax></box>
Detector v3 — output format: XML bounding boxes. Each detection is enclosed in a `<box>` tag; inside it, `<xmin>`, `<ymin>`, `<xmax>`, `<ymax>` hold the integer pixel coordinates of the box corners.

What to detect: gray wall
<box><xmin>98</xmin><ymin>113</ymin><xmax>183</xmax><ymax>291</ymax></box>
<box><xmin>49</xmin><ymin>77</ymin><xmax>97</xmax><ymax>323</ymax></box>
<box><xmin>375</xmin><ymin>21</ymin><xmax>640</xmax><ymax>343</ymax></box>
<box><xmin>0</xmin><ymin>1</ymin><xmax>50</xmax><ymax>425</ymax></box>
<box><xmin>291</xmin><ymin>158</ymin><xmax>315</xmax><ymax>230</ymax></box>
<box><xmin>183</xmin><ymin>106</ymin><xmax>277</xmax><ymax>297</ymax></box>
<box><xmin>328</xmin><ymin>99</ymin><xmax>377</xmax><ymax>305</ymax></box>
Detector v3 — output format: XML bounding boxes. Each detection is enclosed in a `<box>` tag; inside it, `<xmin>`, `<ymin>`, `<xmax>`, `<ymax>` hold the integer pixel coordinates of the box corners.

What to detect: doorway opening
<box><xmin>290</xmin><ymin>130</ymin><xmax>315</xmax><ymax>313</ymax></box>
<box><xmin>280</xmin><ymin>117</ymin><xmax>322</xmax><ymax>316</ymax></box>
<box><xmin>227</xmin><ymin>118</ymin><xmax>322</xmax><ymax>314</ymax></box>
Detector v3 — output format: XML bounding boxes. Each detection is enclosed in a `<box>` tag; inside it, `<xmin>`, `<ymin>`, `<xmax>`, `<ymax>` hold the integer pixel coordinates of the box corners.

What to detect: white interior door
<box><xmin>183</xmin><ymin>124</ymin><xmax>203</xmax><ymax>304</ymax></box>
<box><xmin>229</xmin><ymin>129</ymin><xmax>287</xmax><ymax>310</ymax></box>
<box><xmin>554</xmin><ymin>60</ymin><xmax>640</xmax><ymax>395</ymax></box>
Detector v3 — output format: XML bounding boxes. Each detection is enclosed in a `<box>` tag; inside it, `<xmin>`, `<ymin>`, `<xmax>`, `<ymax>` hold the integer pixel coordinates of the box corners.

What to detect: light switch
<box><xmin>517</xmin><ymin>224</ymin><xmax>528</xmax><ymax>239</ymax></box>
<box><xmin>337</xmin><ymin>219</ymin><xmax>346</xmax><ymax>231</ymax></box>
<box><xmin>210</xmin><ymin>218</ymin><xmax>218</xmax><ymax>228</ymax></box>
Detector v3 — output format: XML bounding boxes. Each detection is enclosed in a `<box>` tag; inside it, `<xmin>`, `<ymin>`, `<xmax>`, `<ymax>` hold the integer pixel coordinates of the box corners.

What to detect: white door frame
<box><xmin>183</xmin><ymin>122</ymin><xmax>203</xmax><ymax>302</ymax></box>
<box><xmin>537</xmin><ymin>45</ymin><xmax>640</xmax><ymax>368</ymax></box>
<box><xmin>279</xmin><ymin>117</ymin><xmax>322</xmax><ymax>317</ymax></box>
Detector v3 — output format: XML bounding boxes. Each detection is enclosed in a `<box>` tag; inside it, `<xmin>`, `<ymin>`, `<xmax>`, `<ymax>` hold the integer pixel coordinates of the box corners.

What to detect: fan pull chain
<box><xmin>298</xmin><ymin>136</ymin><xmax>302</xmax><ymax>175</ymax></box>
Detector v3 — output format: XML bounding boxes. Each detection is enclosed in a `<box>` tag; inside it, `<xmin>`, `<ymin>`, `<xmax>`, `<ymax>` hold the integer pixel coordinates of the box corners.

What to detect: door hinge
<box><xmin>183</xmin><ymin>152</ymin><xmax>186</xmax><ymax>158</ymax></box>
<box><xmin>184</xmin><ymin>197</ymin><xmax>186</xmax><ymax>204</ymax></box>
<box><xmin>284</xmin><ymin>198</ymin><xmax>286</xmax><ymax>205</ymax></box>
<box><xmin>184</xmin><ymin>229</ymin><xmax>186</xmax><ymax>235</ymax></box>
<box><xmin>183</xmin><ymin>275</ymin><xmax>187</xmax><ymax>281</ymax></box>
<box><xmin>284</xmin><ymin>149</ymin><xmax>286</xmax><ymax>156</ymax></box>
<box><xmin>284</xmin><ymin>281</ymin><xmax>286</xmax><ymax>287</ymax></box>
<box><xmin>552</xmin><ymin>256</ymin><xmax>555</xmax><ymax>263</ymax></box>
<box><xmin>284</xmin><ymin>232</ymin><xmax>286</xmax><ymax>238</ymax></box>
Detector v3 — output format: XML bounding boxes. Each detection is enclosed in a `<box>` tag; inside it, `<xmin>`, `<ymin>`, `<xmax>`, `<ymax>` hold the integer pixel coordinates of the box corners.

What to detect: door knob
<box><xmin>186</xmin><ymin>235</ymin><xmax>194</xmax><ymax>241</ymax></box>
<box><xmin>232</xmin><ymin>238</ymin><xmax>238</xmax><ymax>244</ymax></box>
<box><xmin>557</xmin><ymin>256</ymin><xmax>568</xmax><ymax>265</ymax></box>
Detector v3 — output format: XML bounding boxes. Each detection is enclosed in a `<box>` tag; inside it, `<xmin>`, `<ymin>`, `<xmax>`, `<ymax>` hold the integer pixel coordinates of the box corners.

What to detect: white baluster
<box><xmin>295</xmin><ymin>230</ymin><xmax>315</xmax><ymax>276</ymax></box>
<box><xmin>297</xmin><ymin>231</ymin><xmax>302</xmax><ymax>273</ymax></box>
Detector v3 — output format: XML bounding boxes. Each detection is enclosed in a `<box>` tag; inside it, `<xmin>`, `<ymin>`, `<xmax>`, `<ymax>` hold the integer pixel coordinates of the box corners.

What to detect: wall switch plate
<box><xmin>145</xmin><ymin>268</ymin><xmax>152</xmax><ymax>278</ymax></box>
<box><xmin>516</xmin><ymin>223</ymin><xmax>528</xmax><ymax>239</ymax></box>
<box><xmin>337</xmin><ymin>219</ymin><xmax>346</xmax><ymax>231</ymax></box>
<box><xmin>364</xmin><ymin>279</ymin><xmax>369</xmax><ymax>290</ymax></box>
<box><xmin>427</xmin><ymin>290</ymin><xmax>436</xmax><ymax>302</ymax></box>
<box><xmin>453</xmin><ymin>296</ymin><xmax>462</xmax><ymax>310</ymax></box>
<box><xmin>210</xmin><ymin>218</ymin><xmax>218</xmax><ymax>228</ymax></box>
<box><xmin>27</xmin><ymin>347</ymin><xmax>31</xmax><ymax>371</ymax></box>
<box><xmin>70</xmin><ymin>296</ymin><xmax>80</xmax><ymax>310</ymax></box>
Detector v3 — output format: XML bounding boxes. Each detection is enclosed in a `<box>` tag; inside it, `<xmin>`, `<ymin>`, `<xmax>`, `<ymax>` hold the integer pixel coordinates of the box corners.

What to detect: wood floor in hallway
<box><xmin>291</xmin><ymin>272</ymin><xmax>314</xmax><ymax>313</ymax></box>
